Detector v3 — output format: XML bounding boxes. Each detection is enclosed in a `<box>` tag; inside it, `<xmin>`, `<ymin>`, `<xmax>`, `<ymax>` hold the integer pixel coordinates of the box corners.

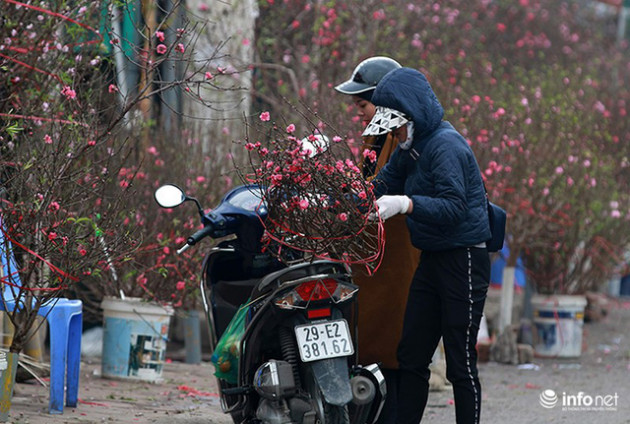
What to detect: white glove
<box><xmin>373</xmin><ymin>195</ymin><xmax>412</xmax><ymax>221</ymax></box>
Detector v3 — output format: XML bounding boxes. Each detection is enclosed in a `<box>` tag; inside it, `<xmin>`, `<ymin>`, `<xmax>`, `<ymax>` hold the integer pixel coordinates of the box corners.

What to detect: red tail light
<box><xmin>273</xmin><ymin>276</ymin><xmax>358</xmax><ymax>310</ymax></box>
<box><xmin>295</xmin><ymin>279</ymin><xmax>338</xmax><ymax>301</ymax></box>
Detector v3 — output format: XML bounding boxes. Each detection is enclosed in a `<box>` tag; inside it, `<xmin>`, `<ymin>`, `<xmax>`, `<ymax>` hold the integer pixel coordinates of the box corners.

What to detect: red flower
<box><xmin>363</xmin><ymin>149</ymin><xmax>377</xmax><ymax>163</ymax></box>
<box><xmin>372</xmin><ymin>9</ymin><xmax>385</xmax><ymax>20</ymax></box>
<box><xmin>271</xmin><ymin>174</ymin><xmax>283</xmax><ymax>185</ymax></box>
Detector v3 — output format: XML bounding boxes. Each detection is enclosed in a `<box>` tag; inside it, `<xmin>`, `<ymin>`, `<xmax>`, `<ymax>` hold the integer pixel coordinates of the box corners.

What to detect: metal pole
<box><xmin>617</xmin><ymin>0</ymin><xmax>630</xmax><ymax>45</ymax></box>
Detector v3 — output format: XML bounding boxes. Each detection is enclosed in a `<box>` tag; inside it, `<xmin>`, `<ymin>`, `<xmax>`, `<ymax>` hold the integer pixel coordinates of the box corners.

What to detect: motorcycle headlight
<box><xmin>253</xmin><ymin>360</ymin><xmax>296</xmax><ymax>400</ymax></box>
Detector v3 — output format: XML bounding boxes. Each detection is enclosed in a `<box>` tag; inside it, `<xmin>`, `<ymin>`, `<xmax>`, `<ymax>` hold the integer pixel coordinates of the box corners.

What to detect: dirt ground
<box><xmin>8</xmin><ymin>359</ymin><xmax>230</xmax><ymax>424</ymax></box>
<box><xmin>6</xmin><ymin>299</ymin><xmax>630</xmax><ymax>424</ymax></box>
<box><xmin>425</xmin><ymin>298</ymin><xmax>630</xmax><ymax>424</ymax></box>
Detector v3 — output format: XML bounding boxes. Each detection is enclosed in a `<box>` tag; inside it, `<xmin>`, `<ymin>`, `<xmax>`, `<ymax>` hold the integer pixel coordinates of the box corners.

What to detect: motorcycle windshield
<box><xmin>225</xmin><ymin>185</ymin><xmax>266</xmax><ymax>213</ymax></box>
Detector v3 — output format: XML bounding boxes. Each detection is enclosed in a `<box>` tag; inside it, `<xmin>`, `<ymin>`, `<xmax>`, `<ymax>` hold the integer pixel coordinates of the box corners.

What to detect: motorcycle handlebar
<box><xmin>187</xmin><ymin>225</ymin><xmax>214</xmax><ymax>246</ymax></box>
<box><xmin>176</xmin><ymin>225</ymin><xmax>215</xmax><ymax>254</ymax></box>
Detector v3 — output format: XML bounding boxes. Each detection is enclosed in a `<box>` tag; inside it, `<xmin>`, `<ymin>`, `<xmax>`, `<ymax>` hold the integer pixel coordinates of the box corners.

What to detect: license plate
<box><xmin>294</xmin><ymin>319</ymin><xmax>354</xmax><ymax>362</ymax></box>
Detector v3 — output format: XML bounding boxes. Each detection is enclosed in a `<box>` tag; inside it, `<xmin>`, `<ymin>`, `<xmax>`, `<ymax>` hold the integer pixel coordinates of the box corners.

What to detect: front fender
<box><xmin>307</xmin><ymin>357</ymin><xmax>353</xmax><ymax>406</ymax></box>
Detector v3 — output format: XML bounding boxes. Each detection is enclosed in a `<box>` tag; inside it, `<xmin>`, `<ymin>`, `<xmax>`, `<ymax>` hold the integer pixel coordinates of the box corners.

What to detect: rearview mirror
<box><xmin>154</xmin><ymin>184</ymin><xmax>186</xmax><ymax>208</ymax></box>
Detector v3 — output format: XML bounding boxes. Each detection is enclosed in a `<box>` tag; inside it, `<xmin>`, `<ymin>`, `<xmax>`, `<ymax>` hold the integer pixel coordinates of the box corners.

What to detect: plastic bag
<box><xmin>210</xmin><ymin>302</ymin><xmax>249</xmax><ymax>384</ymax></box>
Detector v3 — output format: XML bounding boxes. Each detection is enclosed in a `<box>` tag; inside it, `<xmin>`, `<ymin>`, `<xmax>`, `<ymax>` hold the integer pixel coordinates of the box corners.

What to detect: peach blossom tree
<box><xmin>0</xmin><ymin>0</ymin><xmax>247</xmax><ymax>352</ymax></box>
<box><xmin>253</xmin><ymin>0</ymin><xmax>630</xmax><ymax>293</ymax></box>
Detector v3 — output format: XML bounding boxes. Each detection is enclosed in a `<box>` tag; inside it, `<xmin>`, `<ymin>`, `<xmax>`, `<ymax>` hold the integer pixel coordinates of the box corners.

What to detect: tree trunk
<box><xmin>183</xmin><ymin>0</ymin><xmax>258</xmax><ymax>173</ymax></box>
<box><xmin>499</xmin><ymin>244</ymin><xmax>522</xmax><ymax>331</ymax></box>
<box><xmin>498</xmin><ymin>266</ymin><xmax>516</xmax><ymax>332</ymax></box>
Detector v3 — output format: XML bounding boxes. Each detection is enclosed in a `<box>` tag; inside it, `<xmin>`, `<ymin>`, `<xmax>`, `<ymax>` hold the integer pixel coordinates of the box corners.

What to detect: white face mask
<box><xmin>399</xmin><ymin>121</ymin><xmax>414</xmax><ymax>150</ymax></box>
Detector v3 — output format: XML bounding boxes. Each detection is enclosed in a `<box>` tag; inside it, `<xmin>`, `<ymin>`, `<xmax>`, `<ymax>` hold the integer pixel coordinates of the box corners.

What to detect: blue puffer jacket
<box><xmin>372</xmin><ymin>68</ymin><xmax>491</xmax><ymax>251</ymax></box>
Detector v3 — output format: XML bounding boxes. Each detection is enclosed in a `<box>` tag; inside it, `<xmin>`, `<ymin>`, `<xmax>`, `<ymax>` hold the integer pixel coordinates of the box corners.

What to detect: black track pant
<box><xmin>397</xmin><ymin>247</ymin><xmax>490</xmax><ymax>424</ymax></box>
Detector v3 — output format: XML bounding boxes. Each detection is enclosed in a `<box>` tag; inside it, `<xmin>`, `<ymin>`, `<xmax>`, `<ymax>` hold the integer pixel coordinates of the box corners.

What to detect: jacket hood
<box><xmin>371</xmin><ymin>68</ymin><xmax>444</xmax><ymax>139</ymax></box>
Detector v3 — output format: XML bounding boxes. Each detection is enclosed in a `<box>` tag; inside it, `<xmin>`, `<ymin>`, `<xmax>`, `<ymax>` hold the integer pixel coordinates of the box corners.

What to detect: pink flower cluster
<box><xmin>240</xmin><ymin>117</ymin><xmax>382</xmax><ymax>270</ymax></box>
<box><xmin>61</xmin><ymin>86</ymin><xmax>76</xmax><ymax>100</ymax></box>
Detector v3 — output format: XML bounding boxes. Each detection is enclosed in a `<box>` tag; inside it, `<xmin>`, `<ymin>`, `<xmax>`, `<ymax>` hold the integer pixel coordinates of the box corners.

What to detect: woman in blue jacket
<box><xmin>363</xmin><ymin>67</ymin><xmax>491</xmax><ymax>424</ymax></box>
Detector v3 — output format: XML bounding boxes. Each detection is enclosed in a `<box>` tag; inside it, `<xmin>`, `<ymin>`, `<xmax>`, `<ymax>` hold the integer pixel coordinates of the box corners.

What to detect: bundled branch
<box><xmin>236</xmin><ymin>114</ymin><xmax>385</xmax><ymax>274</ymax></box>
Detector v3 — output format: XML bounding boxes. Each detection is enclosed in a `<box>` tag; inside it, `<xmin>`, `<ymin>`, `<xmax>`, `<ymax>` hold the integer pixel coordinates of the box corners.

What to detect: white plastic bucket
<box><xmin>101</xmin><ymin>297</ymin><xmax>174</xmax><ymax>382</ymax></box>
<box><xmin>531</xmin><ymin>295</ymin><xmax>586</xmax><ymax>358</ymax></box>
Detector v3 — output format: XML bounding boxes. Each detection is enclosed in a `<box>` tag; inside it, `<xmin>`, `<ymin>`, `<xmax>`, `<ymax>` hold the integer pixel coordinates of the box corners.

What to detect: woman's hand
<box><xmin>371</xmin><ymin>195</ymin><xmax>412</xmax><ymax>221</ymax></box>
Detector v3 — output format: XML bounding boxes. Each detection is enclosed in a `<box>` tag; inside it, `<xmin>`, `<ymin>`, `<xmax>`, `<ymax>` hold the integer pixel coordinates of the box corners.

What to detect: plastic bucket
<box><xmin>531</xmin><ymin>295</ymin><xmax>586</xmax><ymax>358</ymax></box>
<box><xmin>101</xmin><ymin>297</ymin><xmax>174</xmax><ymax>382</ymax></box>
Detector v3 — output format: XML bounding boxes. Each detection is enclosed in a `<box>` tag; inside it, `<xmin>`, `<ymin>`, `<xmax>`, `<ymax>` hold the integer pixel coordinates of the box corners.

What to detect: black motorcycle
<box><xmin>154</xmin><ymin>183</ymin><xmax>385</xmax><ymax>424</ymax></box>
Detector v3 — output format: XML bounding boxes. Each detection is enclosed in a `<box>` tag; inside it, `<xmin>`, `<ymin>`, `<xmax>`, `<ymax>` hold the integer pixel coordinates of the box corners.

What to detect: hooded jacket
<box><xmin>372</xmin><ymin>67</ymin><xmax>491</xmax><ymax>251</ymax></box>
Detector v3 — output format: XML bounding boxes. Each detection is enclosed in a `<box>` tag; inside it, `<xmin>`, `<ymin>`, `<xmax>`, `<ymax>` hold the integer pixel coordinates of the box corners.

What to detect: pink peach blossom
<box><xmin>61</xmin><ymin>86</ymin><xmax>76</xmax><ymax>100</ymax></box>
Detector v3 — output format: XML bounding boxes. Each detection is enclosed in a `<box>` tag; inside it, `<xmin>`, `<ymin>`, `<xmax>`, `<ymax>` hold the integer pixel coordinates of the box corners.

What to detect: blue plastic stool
<box><xmin>1</xmin><ymin>217</ymin><xmax>83</xmax><ymax>414</ymax></box>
